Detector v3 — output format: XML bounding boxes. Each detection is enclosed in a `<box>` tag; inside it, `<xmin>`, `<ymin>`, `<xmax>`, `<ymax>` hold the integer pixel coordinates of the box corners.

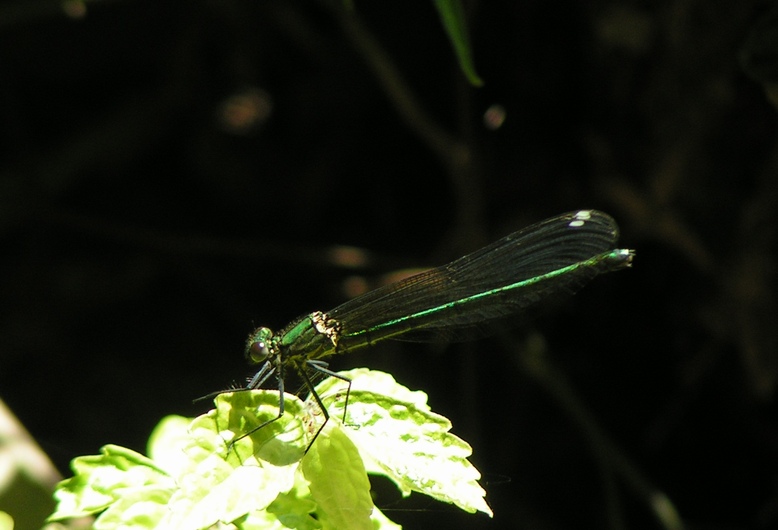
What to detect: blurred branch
<box><xmin>33</xmin><ymin>208</ymin><xmax>406</xmax><ymax>273</ymax></box>
<box><xmin>599</xmin><ymin>177</ymin><xmax>716</xmax><ymax>276</ymax></box>
<box><xmin>322</xmin><ymin>0</ymin><xmax>484</xmax><ymax>243</ymax></box>
<box><xmin>0</xmin><ymin>0</ymin><xmax>122</xmax><ymax>28</ymax></box>
<box><xmin>0</xmin><ymin>0</ymin><xmax>75</xmax><ymax>28</ymax></box>
<box><xmin>511</xmin><ymin>334</ymin><xmax>685</xmax><ymax>530</ymax></box>
<box><xmin>727</xmin><ymin>134</ymin><xmax>778</xmax><ymax>400</ymax></box>
<box><xmin>323</xmin><ymin>1</ymin><xmax>464</xmax><ymax>164</ymax></box>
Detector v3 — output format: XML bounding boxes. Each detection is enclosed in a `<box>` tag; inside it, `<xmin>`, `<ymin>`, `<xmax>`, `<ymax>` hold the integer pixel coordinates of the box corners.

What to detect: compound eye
<box><xmin>245</xmin><ymin>327</ymin><xmax>274</xmax><ymax>364</ymax></box>
<box><xmin>248</xmin><ymin>341</ymin><xmax>270</xmax><ymax>363</ymax></box>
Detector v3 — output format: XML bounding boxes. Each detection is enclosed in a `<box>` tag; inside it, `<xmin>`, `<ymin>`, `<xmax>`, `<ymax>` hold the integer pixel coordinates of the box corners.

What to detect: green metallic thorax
<box><xmin>279</xmin><ymin>311</ymin><xmax>343</xmax><ymax>362</ymax></box>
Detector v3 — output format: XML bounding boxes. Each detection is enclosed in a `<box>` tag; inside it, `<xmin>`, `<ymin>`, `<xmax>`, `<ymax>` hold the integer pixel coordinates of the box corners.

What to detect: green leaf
<box><xmin>48</xmin><ymin>445</ymin><xmax>175</xmax><ymax>522</ymax></box>
<box><xmin>146</xmin><ymin>415</ymin><xmax>192</xmax><ymax>478</ymax></box>
<box><xmin>432</xmin><ymin>0</ymin><xmax>483</xmax><ymax>86</ymax></box>
<box><xmin>0</xmin><ymin>511</ymin><xmax>13</xmax><ymax>530</ymax></box>
<box><xmin>92</xmin><ymin>485</ymin><xmax>173</xmax><ymax>530</ymax></box>
<box><xmin>253</xmin><ymin>473</ymin><xmax>320</xmax><ymax>530</ymax></box>
<box><xmin>49</xmin><ymin>369</ymin><xmax>490</xmax><ymax>529</ymax></box>
<box><xmin>161</xmin><ymin>391</ymin><xmax>307</xmax><ymax>529</ymax></box>
<box><xmin>317</xmin><ymin>368</ymin><xmax>492</xmax><ymax>517</ymax></box>
<box><xmin>49</xmin><ymin>392</ymin><xmax>311</xmax><ymax>530</ymax></box>
<box><xmin>302</xmin><ymin>423</ymin><xmax>373</xmax><ymax>530</ymax></box>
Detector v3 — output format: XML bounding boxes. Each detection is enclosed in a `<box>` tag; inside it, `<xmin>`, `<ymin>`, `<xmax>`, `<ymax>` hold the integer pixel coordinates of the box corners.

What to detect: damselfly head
<box><xmin>245</xmin><ymin>327</ymin><xmax>275</xmax><ymax>364</ymax></box>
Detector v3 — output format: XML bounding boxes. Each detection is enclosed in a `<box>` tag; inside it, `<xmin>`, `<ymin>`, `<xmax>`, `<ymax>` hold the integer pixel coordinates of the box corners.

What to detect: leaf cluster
<box><xmin>48</xmin><ymin>369</ymin><xmax>491</xmax><ymax>529</ymax></box>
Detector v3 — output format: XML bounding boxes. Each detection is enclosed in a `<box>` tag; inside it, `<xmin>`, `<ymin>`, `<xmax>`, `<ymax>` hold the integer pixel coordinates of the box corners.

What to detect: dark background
<box><xmin>2</xmin><ymin>1</ymin><xmax>778</xmax><ymax>529</ymax></box>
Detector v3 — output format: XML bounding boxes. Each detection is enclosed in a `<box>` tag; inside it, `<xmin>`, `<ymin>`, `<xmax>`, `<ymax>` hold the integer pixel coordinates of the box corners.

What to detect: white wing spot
<box><xmin>569</xmin><ymin>210</ymin><xmax>592</xmax><ymax>228</ymax></box>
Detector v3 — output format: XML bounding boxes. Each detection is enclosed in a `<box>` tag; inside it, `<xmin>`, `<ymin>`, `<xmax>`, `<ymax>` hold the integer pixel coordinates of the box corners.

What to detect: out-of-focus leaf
<box><xmin>432</xmin><ymin>0</ymin><xmax>483</xmax><ymax>86</ymax></box>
